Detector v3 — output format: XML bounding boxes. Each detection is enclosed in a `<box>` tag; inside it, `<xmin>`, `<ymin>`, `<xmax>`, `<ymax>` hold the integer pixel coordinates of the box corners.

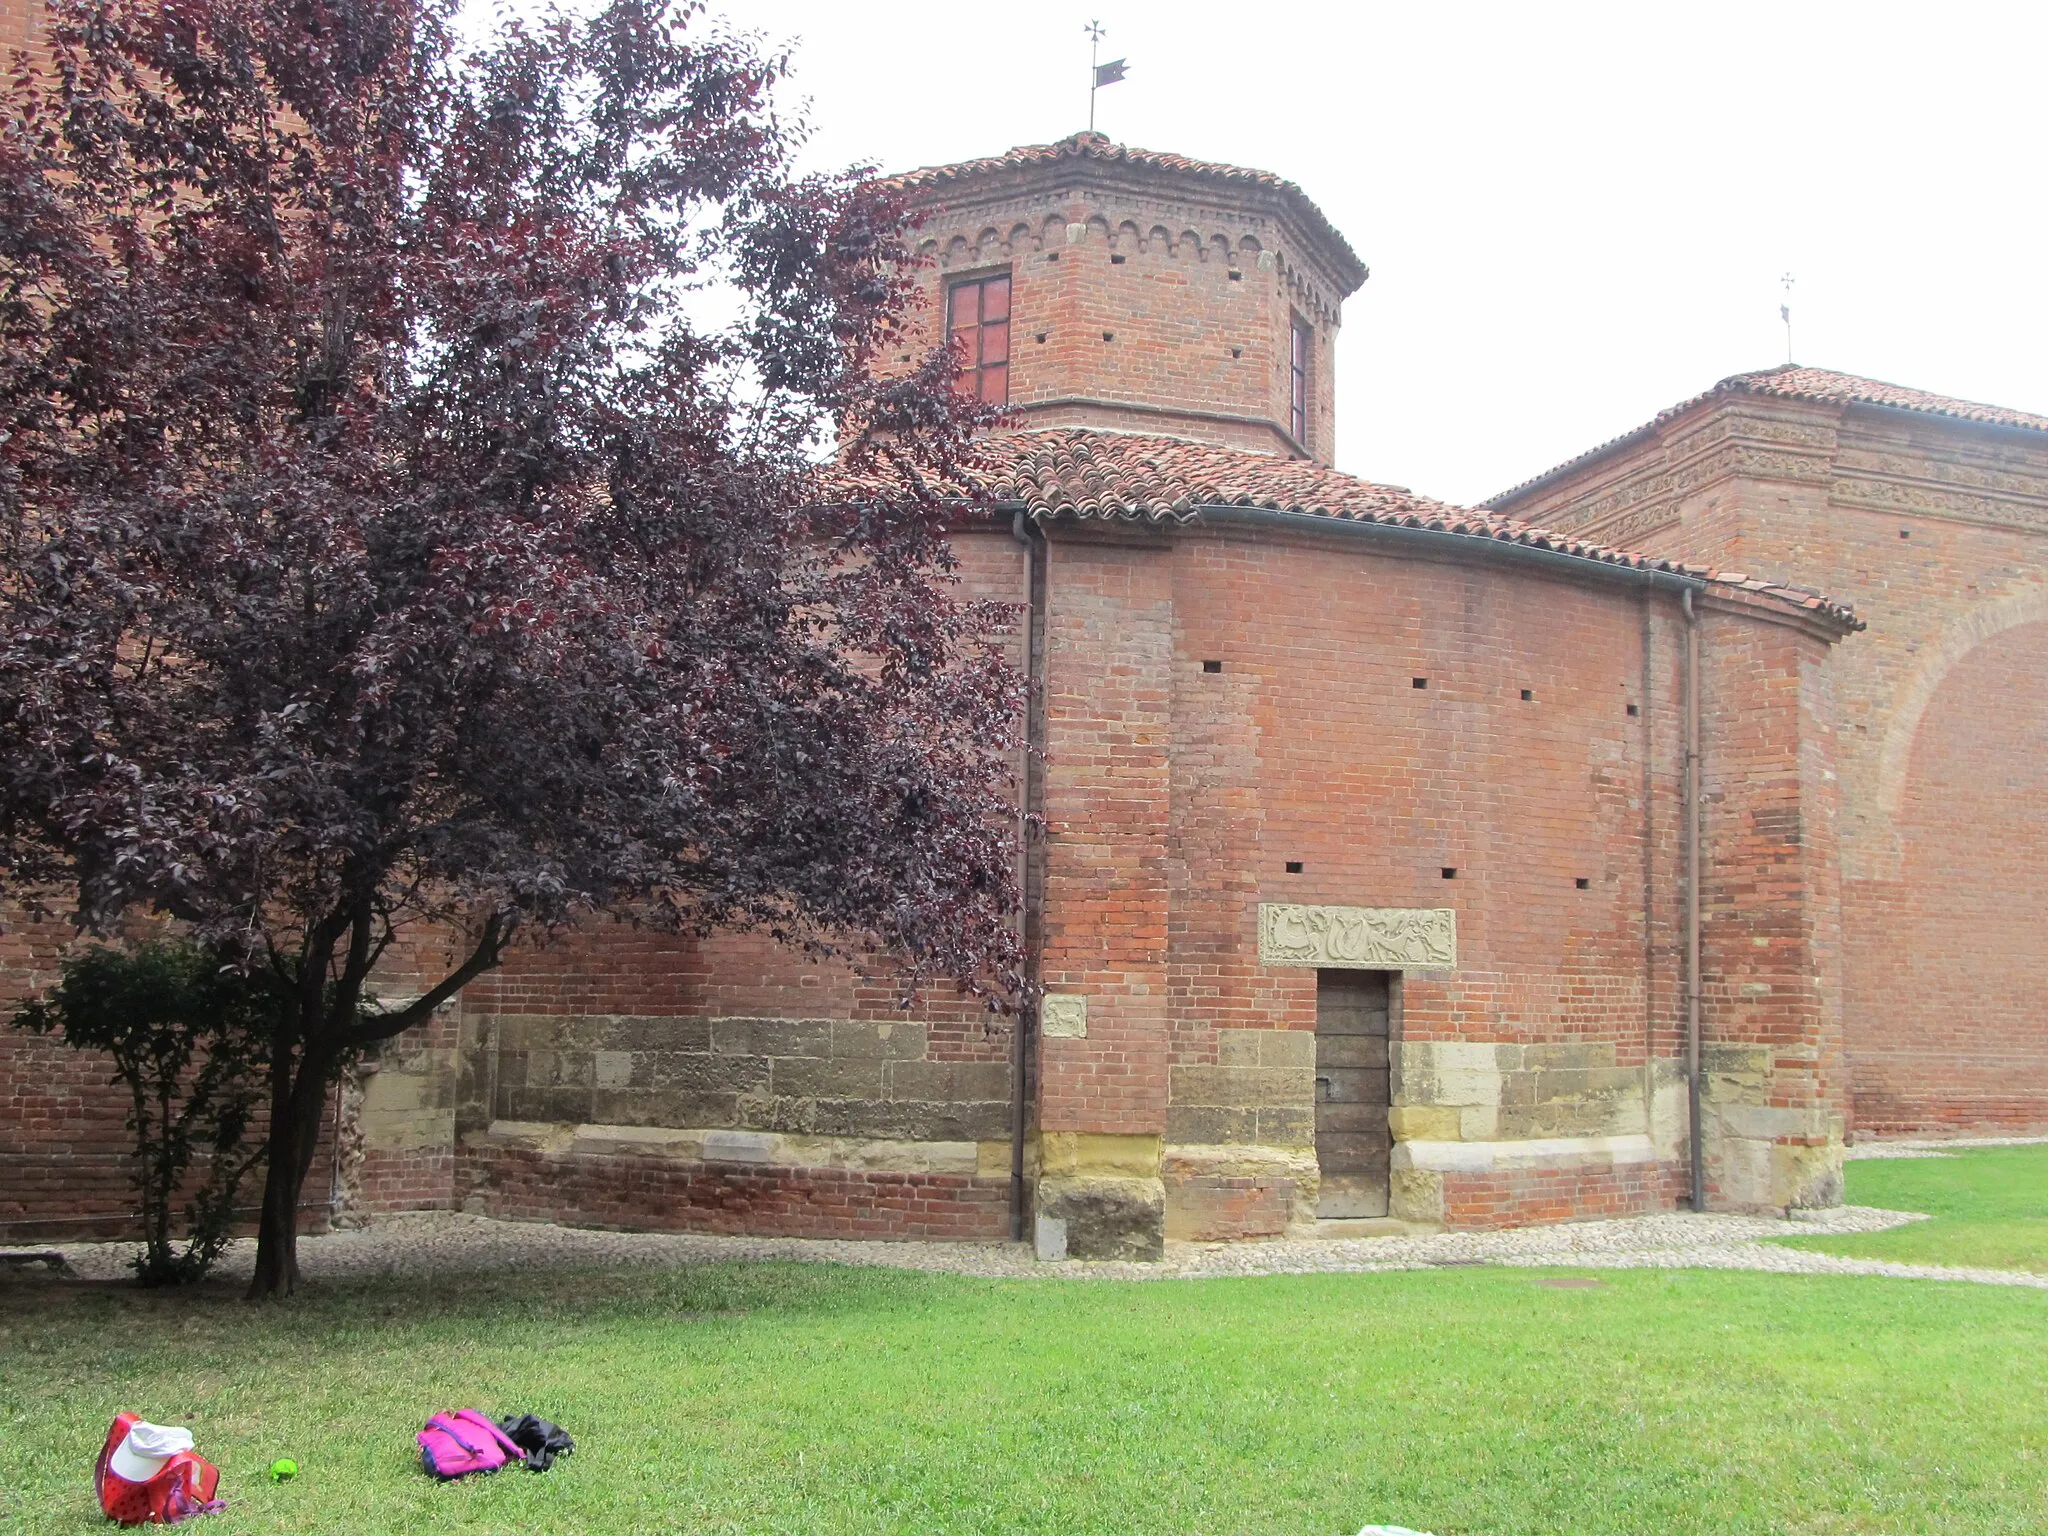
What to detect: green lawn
<box><xmin>4</xmin><ymin>1262</ymin><xmax>2045</xmax><ymax>1535</ymax></box>
<box><xmin>1775</xmin><ymin>1144</ymin><xmax>2048</xmax><ymax>1273</ymax></box>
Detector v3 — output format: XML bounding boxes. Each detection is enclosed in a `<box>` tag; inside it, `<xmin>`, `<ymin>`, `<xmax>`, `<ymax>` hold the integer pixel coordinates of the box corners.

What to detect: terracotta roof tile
<box><xmin>830</xmin><ymin>428</ymin><xmax>1860</xmax><ymax>632</ymax></box>
<box><xmin>1729</xmin><ymin>365</ymin><xmax>2048</xmax><ymax>433</ymax></box>
<box><xmin>877</xmin><ymin>133</ymin><xmax>1367</xmax><ymax>292</ymax></box>
<box><xmin>1487</xmin><ymin>364</ymin><xmax>2048</xmax><ymax>508</ymax></box>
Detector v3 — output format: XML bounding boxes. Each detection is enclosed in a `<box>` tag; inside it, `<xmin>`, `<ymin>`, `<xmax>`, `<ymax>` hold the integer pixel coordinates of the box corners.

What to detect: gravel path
<box><xmin>38</xmin><ymin>1134</ymin><xmax>2048</xmax><ymax>1293</ymax></box>
<box><xmin>36</xmin><ymin>1202</ymin><xmax>2043</xmax><ymax>1292</ymax></box>
<box><xmin>1847</xmin><ymin>1134</ymin><xmax>2048</xmax><ymax>1160</ymax></box>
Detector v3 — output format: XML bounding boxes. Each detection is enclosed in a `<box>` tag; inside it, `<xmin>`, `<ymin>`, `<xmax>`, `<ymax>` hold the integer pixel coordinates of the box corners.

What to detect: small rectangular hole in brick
<box><xmin>1626</xmin><ymin>702</ymin><xmax>1639</xmax><ymax>716</ymax></box>
<box><xmin>1036</xmin><ymin>333</ymin><xmax>1047</xmax><ymax>344</ymax></box>
<box><xmin>1202</xmin><ymin>659</ymin><xmax>1223</xmax><ymax>674</ymax></box>
<box><xmin>1110</xmin><ymin>254</ymin><xmax>1126</xmax><ymax>264</ymax></box>
<box><xmin>1046</xmin><ymin>251</ymin><xmax>1060</xmax><ymax>262</ymax></box>
<box><xmin>1441</xmin><ymin>867</ymin><xmax>1457</xmax><ymax>879</ymax></box>
<box><xmin>1575</xmin><ymin>877</ymin><xmax>1590</xmax><ymax>890</ymax></box>
<box><xmin>1412</xmin><ymin>677</ymin><xmax>1428</xmax><ymax>689</ymax></box>
<box><xmin>1102</xmin><ymin>331</ymin><xmax>1115</xmax><ymax>342</ymax></box>
<box><xmin>1285</xmin><ymin>861</ymin><xmax>1304</xmax><ymax>874</ymax></box>
<box><xmin>1228</xmin><ymin>270</ymin><xmax>1243</xmax><ymax>280</ymax></box>
<box><xmin>1521</xmin><ymin>688</ymin><xmax>1533</xmax><ymax>701</ymax></box>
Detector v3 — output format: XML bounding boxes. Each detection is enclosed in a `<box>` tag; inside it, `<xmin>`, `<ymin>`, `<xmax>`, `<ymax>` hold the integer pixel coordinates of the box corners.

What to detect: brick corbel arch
<box><xmin>1859</xmin><ymin>583</ymin><xmax>2048</xmax><ymax>880</ymax></box>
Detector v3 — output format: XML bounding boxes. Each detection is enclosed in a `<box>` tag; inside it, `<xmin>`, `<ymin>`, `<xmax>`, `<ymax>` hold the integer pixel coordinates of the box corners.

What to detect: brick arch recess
<box><xmin>1862</xmin><ymin>584</ymin><xmax>2048</xmax><ymax>881</ymax></box>
<box><xmin>1849</xmin><ymin>615</ymin><xmax>2048</xmax><ymax>1133</ymax></box>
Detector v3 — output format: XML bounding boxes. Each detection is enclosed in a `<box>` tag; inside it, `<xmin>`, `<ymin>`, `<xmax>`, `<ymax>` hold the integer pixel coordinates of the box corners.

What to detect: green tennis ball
<box><xmin>268</xmin><ymin>1458</ymin><xmax>298</xmax><ymax>1483</ymax></box>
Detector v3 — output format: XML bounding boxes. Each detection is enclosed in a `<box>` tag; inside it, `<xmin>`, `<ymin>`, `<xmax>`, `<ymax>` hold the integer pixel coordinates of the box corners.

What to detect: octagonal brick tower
<box><xmin>882</xmin><ymin>133</ymin><xmax>1368</xmax><ymax>464</ymax></box>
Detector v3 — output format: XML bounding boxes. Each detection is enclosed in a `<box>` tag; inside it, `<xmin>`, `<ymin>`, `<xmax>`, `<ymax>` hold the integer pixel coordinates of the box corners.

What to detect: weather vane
<box><xmin>1780</xmin><ymin>273</ymin><xmax>1795</xmax><ymax>365</ymax></box>
<box><xmin>1086</xmin><ymin>20</ymin><xmax>1127</xmax><ymax>134</ymax></box>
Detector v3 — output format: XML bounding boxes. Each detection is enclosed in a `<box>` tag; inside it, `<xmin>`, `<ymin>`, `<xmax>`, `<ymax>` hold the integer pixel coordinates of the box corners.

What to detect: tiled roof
<box><xmin>1727</xmin><ymin>365</ymin><xmax>2048</xmax><ymax>433</ymax></box>
<box><xmin>877</xmin><ymin>133</ymin><xmax>1367</xmax><ymax>291</ymax></box>
<box><xmin>829</xmin><ymin>428</ymin><xmax>1859</xmax><ymax>631</ymax></box>
<box><xmin>1487</xmin><ymin>364</ymin><xmax>2048</xmax><ymax>508</ymax></box>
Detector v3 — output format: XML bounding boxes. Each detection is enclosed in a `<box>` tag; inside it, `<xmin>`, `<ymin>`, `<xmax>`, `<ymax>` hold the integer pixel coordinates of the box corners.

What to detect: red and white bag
<box><xmin>95</xmin><ymin>1414</ymin><xmax>224</xmax><ymax>1525</ymax></box>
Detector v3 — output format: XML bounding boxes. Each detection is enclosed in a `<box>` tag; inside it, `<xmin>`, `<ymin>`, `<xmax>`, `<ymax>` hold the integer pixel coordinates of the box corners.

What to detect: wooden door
<box><xmin>1315</xmin><ymin>970</ymin><xmax>1391</xmax><ymax>1218</ymax></box>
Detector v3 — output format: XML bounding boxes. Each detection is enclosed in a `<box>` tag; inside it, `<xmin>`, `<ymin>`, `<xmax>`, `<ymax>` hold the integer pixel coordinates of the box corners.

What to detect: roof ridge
<box><xmin>1724</xmin><ymin>364</ymin><xmax>2048</xmax><ymax>426</ymax></box>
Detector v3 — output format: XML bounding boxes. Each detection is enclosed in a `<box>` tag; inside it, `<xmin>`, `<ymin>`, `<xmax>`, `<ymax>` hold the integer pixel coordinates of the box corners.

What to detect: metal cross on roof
<box><xmin>1086</xmin><ymin>21</ymin><xmax>1127</xmax><ymax>134</ymax></box>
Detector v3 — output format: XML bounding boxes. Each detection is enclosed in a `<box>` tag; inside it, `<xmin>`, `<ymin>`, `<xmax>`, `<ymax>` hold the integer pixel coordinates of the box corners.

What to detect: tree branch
<box><xmin>341</xmin><ymin>909</ymin><xmax>513</xmax><ymax>1047</ymax></box>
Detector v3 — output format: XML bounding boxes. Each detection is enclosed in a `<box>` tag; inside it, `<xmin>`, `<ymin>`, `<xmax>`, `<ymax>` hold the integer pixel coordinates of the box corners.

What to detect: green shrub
<box><xmin>14</xmin><ymin>940</ymin><xmax>277</xmax><ymax>1284</ymax></box>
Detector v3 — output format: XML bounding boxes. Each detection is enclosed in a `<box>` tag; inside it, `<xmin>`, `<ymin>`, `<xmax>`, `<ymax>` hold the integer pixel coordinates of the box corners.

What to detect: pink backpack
<box><xmin>417</xmin><ymin>1410</ymin><xmax>525</xmax><ymax>1480</ymax></box>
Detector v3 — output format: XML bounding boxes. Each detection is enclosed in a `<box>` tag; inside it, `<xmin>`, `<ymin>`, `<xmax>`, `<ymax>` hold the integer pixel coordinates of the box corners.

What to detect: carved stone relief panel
<box><xmin>1040</xmin><ymin>994</ymin><xmax>1089</xmax><ymax>1038</ymax></box>
<box><xmin>1257</xmin><ymin>904</ymin><xmax>1456</xmax><ymax>969</ymax></box>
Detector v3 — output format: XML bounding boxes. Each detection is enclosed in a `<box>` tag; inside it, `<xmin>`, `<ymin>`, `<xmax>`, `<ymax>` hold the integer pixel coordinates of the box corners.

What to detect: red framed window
<box><xmin>1290</xmin><ymin>314</ymin><xmax>1312</xmax><ymax>447</ymax></box>
<box><xmin>948</xmin><ymin>273</ymin><xmax>1011</xmax><ymax>406</ymax></box>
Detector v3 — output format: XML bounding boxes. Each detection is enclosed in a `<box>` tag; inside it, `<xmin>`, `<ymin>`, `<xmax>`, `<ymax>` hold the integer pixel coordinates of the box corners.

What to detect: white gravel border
<box><xmin>1847</xmin><ymin>1134</ymin><xmax>2048</xmax><ymax>1160</ymax></box>
<box><xmin>29</xmin><ymin>1201</ymin><xmax>2040</xmax><ymax>1292</ymax></box>
<box><xmin>34</xmin><ymin>1135</ymin><xmax>2048</xmax><ymax>1292</ymax></box>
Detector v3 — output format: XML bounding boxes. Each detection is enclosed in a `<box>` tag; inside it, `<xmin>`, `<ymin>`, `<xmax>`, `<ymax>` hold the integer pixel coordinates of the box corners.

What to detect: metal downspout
<box><xmin>1008</xmin><ymin>511</ymin><xmax>1044</xmax><ymax>1242</ymax></box>
<box><xmin>1683</xmin><ymin>588</ymin><xmax>1706</xmax><ymax>1212</ymax></box>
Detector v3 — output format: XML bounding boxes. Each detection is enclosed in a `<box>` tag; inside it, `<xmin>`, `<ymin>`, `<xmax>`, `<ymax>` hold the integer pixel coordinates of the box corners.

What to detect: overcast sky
<box><xmin>742</xmin><ymin>0</ymin><xmax>2048</xmax><ymax>505</ymax></box>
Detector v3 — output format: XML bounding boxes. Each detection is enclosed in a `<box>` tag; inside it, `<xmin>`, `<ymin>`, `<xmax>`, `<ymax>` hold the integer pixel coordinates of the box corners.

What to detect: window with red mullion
<box><xmin>948</xmin><ymin>274</ymin><xmax>1011</xmax><ymax>405</ymax></box>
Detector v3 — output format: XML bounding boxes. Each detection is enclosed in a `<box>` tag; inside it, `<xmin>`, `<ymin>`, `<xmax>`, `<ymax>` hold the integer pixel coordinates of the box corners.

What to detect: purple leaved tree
<box><xmin>0</xmin><ymin>0</ymin><xmax>1023</xmax><ymax>1297</ymax></box>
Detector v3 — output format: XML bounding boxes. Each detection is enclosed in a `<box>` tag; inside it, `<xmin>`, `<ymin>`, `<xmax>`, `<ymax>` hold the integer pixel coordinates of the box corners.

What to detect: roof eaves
<box><xmin>881</xmin><ymin>134</ymin><xmax>1368</xmax><ymax>295</ymax></box>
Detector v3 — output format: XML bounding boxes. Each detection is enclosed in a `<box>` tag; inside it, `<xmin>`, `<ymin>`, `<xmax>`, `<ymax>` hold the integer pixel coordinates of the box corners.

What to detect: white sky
<box><xmin>743</xmin><ymin>0</ymin><xmax>2048</xmax><ymax>505</ymax></box>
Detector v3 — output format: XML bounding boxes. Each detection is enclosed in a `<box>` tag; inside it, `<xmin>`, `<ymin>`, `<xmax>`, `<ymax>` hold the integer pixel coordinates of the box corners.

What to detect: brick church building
<box><xmin>3</xmin><ymin>58</ymin><xmax>2043</xmax><ymax>1257</ymax></box>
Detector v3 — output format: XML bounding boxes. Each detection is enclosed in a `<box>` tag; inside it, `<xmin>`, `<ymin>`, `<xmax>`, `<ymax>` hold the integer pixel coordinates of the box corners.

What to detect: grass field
<box><xmin>5</xmin><ymin>1259</ymin><xmax>2046</xmax><ymax>1535</ymax></box>
<box><xmin>1775</xmin><ymin>1143</ymin><xmax>2048</xmax><ymax>1273</ymax></box>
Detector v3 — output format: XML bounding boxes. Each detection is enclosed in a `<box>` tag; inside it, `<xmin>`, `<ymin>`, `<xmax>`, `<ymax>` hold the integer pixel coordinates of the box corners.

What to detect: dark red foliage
<box><xmin>0</xmin><ymin>0</ymin><xmax>1022</xmax><ymax>1294</ymax></box>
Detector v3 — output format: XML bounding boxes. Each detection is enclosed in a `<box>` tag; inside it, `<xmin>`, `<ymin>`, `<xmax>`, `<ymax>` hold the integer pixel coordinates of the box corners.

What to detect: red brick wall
<box><xmin>1198</xmin><ymin>529</ymin><xmax>1684</xmax><ymax>1072</ymax></box>
<box><xmin>477</xmin><ymin>1147</ymin><xmax>1009</xmax><ymax>1241</ymax></box>
<box><xmin>0</xmin><ymin>0</ymin><xmax>40</xmax><ymax>59</ymax></box>
<box><xmin>383</xmin><ymin>518</ymin><xmax>1849</xmax><ymax>1239</ymax></box>
<box><xmin>1036</xmin><ymin>531</ymin><xmax>1174</xmax><ymax>1134</ymax></box>
<box><xmin>1440</xmin><ymin>1160</ymin><xmax>1687</xmax><ymax>1230</ymax></box>
<box><xmin>0</xmin><ymin>913</ymin><xmax>149</xmax><ymax>1240</ymax></box>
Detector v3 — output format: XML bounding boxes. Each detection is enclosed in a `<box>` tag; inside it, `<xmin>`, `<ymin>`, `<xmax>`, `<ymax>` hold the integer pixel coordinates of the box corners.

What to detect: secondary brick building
<box><xmin>16</xmin><ymin>122</ymin><xmax>2034</xmax><ymax>1258</ymax></box>
<box><xmin>1488</xmin><ymin>368</ymin><xmax>2048</xmax><ymax>1139</ymax></box>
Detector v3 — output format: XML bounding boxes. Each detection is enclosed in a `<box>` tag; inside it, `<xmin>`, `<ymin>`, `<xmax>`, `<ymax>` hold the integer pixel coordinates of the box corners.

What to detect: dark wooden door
<box><xmin>1315</xmin><ymin>969</ymin><xmax>1391</xmax><ymax>1218</ymax></box>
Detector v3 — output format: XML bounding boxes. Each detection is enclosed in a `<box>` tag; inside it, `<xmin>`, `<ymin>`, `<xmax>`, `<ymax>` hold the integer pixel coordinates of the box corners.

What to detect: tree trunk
<box><xmin>243</xmin><ymin>910</ymin><xmax>508</xmax><ymax>1298</ymax></box>
<box><xmin>246</xmin><ymin>1116</ymin><xmax>301</xmax><ymax>1298</ymax></box>
<box><xmin>245</xmin><ymin>1042</ymin><xmax>332</xmax><ymax>1299</ymax></box>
